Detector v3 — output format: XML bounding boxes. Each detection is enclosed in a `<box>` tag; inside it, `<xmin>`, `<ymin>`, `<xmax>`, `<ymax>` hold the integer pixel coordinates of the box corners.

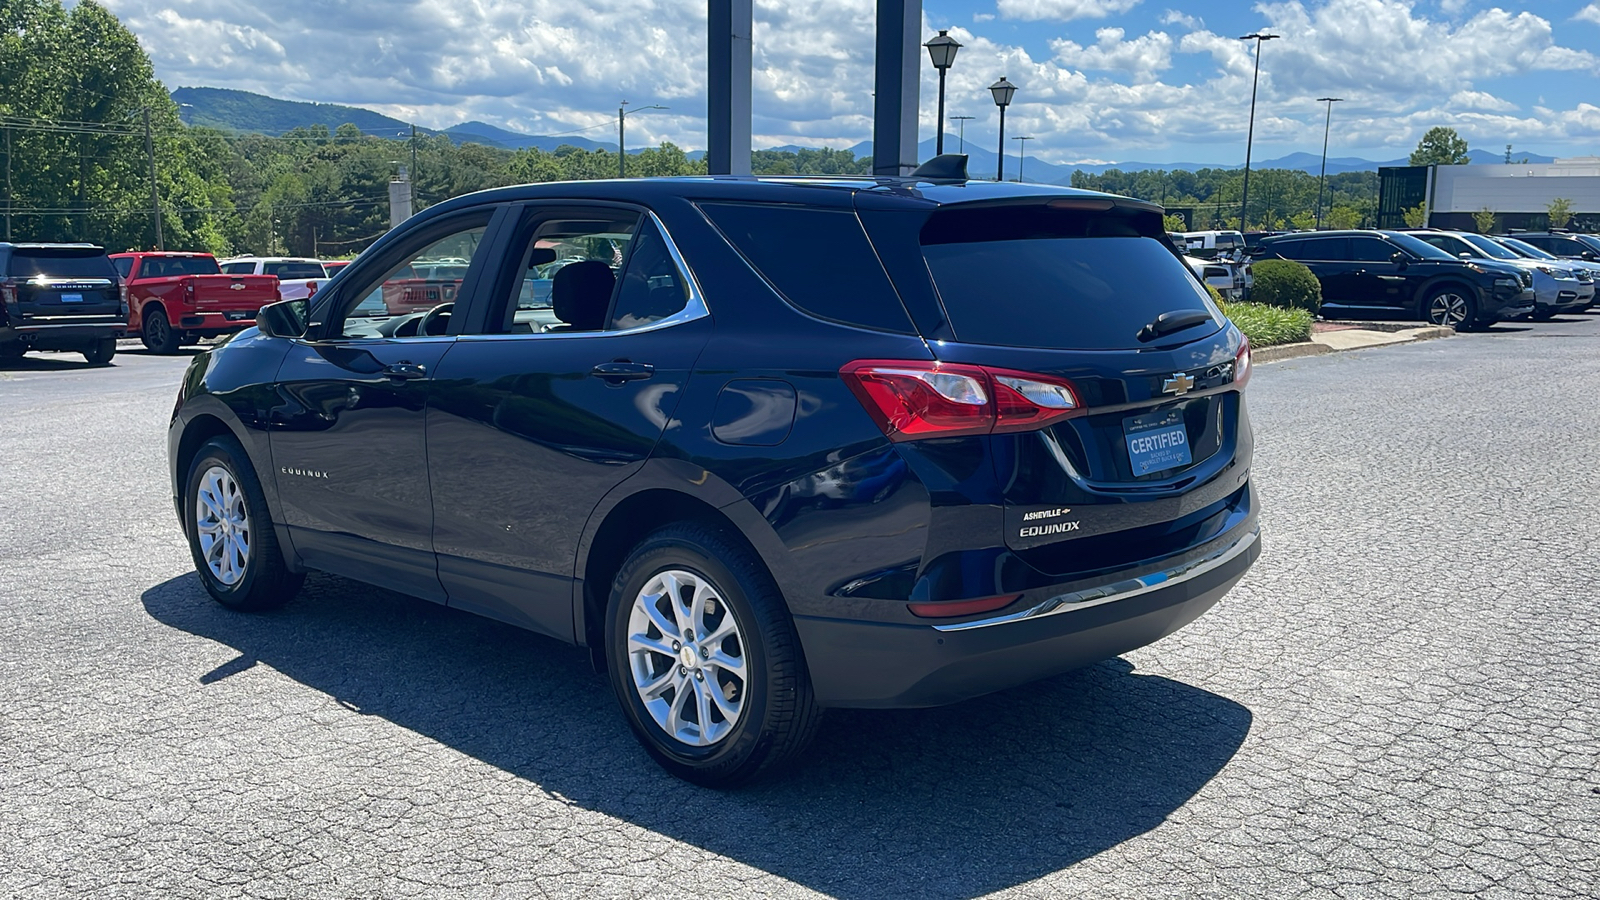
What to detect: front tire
<box><xmin>604</xmin><ymin>523</ymin><xmax>821</xmax><ymax>787</ymax></box>
<box><xmin>1424</xmin><ymin>286</ymin><xmax>1477</xmax><ymax>331</ymax></box>
<box><xmin>142</xmin><ymin>306</ymin><xmax>182</xmax><ymax>354</ymax></box>
<box><xmin>82</xmin><ymin>338</ymin><xmax>116</xmax><ymax>365</ymax></box>
<box><xmin>184</xmin><ymin>436</ymin><xmax>304</xmax><ymax>610</ymax></box>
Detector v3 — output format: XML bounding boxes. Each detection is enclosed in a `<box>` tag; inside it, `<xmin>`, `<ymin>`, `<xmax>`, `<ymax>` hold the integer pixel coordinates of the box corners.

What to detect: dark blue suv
<box><xmin>168</xmin><ymin>172</ymin><xmax>1259</xmax><ymax>785</ymax></box>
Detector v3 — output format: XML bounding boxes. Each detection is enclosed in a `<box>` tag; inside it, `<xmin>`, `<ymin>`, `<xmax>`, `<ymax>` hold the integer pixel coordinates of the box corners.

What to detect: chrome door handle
<box><xmin>383</xmin><ymin>362</ymin><xmax>427</xmax><ymax>380</ymax></box>
<box><xmin>591</xmin><ymin>361</ymin><xmax>655</xmax><ymax>383</ymax></box>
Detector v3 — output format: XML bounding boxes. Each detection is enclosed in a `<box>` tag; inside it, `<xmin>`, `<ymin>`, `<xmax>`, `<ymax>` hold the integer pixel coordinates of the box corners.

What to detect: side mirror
<box><xmin>1390</xmin><ymin>251</ymin><xmax>1408</xmax><ymax>265</ymax></box>
<box><xmin>1458</xmin><ymin>252</ymin><xmax>1472</xmax><ymax>259</ymax></box>
<box><xmin>256</xmin><ymin>298</ymin><xmax>309</xmax><ymax>339</ymax></box>
<box><xmin>1584</xmin><ymin>252</ymin><xmax>1598</xmax><ymax>261</ymax></box>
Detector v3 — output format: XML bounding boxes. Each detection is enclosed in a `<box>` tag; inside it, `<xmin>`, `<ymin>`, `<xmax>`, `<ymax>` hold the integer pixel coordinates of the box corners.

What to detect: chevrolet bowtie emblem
<box><xmin>1162</xmin><ymin>373</ymin><xmax>1196</xmax><ymax>396</ymax></box>
<box><xmin>229</xmin><ymin>282</ymin><xmax>246</xmax><ymax>290</ymax></box>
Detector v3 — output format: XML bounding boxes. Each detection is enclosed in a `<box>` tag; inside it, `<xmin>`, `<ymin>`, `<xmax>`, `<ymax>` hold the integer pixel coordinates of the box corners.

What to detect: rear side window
<box><xmin>700</xmin><ymin>203</ymin><xmax>914</xmax><ymax>333</ymax></box>
<box><xmin>920</xmin><ymin>206</ymin><xmax>1219</xmax><ymax>350</ymax></box>
<box><xmin>142</xmin><ymin>256</ymin><xmax>221</xmax><ymax>277</ymax></box>
<box><xmin>113</xmin><ymin>258</ymin><xmax>134</xmax><ymax>278</ymax></box>
<box><xmin>6</xmin><ymin>248</ymin><xmax>116</xmax><ymax>279</ymax></box>
<box><xmin>1349</xmin><ymin>237</ymin><xmax>1397</xmax><ymax>262</ymax></box>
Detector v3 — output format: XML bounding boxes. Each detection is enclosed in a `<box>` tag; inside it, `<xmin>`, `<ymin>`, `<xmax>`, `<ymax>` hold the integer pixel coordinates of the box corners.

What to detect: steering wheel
<box><xmin>418</xmin><ymin>302</ymin><xmax>454</xmax><ymax>337</ymax></box>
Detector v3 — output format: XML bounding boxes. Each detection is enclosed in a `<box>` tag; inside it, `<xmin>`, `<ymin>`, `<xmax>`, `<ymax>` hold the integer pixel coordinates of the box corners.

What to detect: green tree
<box><xmin>1402</xmin><ymin>203</ymin><xmax>1428</xmax><ymax>228</ymax></box>
<box><xmin>1409</xmin><ymin>127</ymin><xmax>1470</xmax><ymax>166</ymax></box>
<box><xmin>1547</xmin><ymin>197</ymin><xmax>1575</xmax><ymax>230</ymax></box>
<box><xmin>1325</xmin><ymin>206</ymin><xmax>1361</xmax><ymax>230</ymax></box>
<box><xmin>1162</xmin><ymin>214</ymin><xmax>1186</xmax><ymax>232</ymax></box>
<box><xmin>1472</xmin><ymin>208</ymin><xmax>1497</xmax><ymax>233</ymax></box>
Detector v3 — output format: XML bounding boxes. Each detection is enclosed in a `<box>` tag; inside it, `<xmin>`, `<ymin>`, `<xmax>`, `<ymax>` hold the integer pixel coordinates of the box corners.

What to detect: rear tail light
<box><xmin>840</xmin><ymin>360</ymin><xmax>1084</xmax><ymax>441</ymax></box>
<box><xmin>1234</xmin><ymin>338</ymin><xmax>1252</xmax><ymax>390</ymax></box>
<box><xmin>1</xmin><ymin>283</ymin><xmax>16</xmax><ymax>307</ymax></box>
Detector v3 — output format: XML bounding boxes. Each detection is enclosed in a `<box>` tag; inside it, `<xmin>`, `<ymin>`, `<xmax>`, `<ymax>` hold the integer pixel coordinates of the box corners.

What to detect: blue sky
<box><xmin>103</xmin><ymin>0</ymin><xmax>1600</xmax><ymax>165</ymax></box>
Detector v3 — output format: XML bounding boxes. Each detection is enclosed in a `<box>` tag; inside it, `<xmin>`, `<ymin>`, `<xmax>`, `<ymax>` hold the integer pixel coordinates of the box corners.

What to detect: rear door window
<box><xmin>700</xmin><ymin>203</ymin><xmax>914</xmax><ymax>334</ymax></box>
<box><xmin>919</xmin><ymin>205</ymin><xmax>1220</xmax><ymax>350</ymax></box>
<box><xmin>6</xmin><ymin>248</ymin><xmax>116</xmax><ymax>279</ymax></box>
<box><xmin>1349</xmin><ymin>237</ymin><xmax>1398</xmax><ymax>262</ymax></box>
<box><xmin>1275</xmin><ymin>238</ymin><xmax>1349</xmax><ymax>261</ymax></box>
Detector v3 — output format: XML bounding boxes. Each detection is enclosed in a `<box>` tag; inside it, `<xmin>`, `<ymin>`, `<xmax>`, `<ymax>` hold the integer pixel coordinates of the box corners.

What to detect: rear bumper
<box><xmin>794</xmin><ymin>524</ymin><xmax>1260</xmax><ymax>708</ymax></box>
<box><xmin>1</xmin><ymin>319</ymin><xmax>125</xmax><ymax>348</ymax></box>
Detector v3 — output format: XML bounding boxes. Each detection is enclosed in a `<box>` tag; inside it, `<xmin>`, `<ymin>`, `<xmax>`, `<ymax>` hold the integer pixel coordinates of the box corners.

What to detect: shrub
<box><xmin>1222</xmin><ymin>302</ymin><xmax>1314</xmax><ymax>348</ymax></box>
<box><xmin>1248</xmin><ymin>259</ymin><xmax>1322</xmax><ymax>313</ymax></box>
<box><xmin>1205</xmin><ymin>284</ymin><xmax>1225</xmax><ymax>305</ymax></box>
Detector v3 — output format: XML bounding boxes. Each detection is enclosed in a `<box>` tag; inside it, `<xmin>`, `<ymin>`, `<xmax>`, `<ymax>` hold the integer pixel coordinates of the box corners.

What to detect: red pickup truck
<box><xmin>110</xmin><ymin>252</ymin><xmax>280</xmax><ymax>354</ymax></box>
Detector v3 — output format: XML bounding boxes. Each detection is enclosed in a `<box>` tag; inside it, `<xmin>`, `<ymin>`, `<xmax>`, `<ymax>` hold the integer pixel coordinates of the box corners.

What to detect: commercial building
<box><xmin>1379</xmin><ymin>158</ymin><xmax>1600</xmax><ymax>232</ymax></box>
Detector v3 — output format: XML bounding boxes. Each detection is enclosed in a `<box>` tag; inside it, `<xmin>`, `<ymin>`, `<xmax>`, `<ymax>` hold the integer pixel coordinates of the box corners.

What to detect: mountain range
<box><xmin>172</xmin><ymin>87</ymin><xmax>1557</xmax><ymax>183</ymax></box>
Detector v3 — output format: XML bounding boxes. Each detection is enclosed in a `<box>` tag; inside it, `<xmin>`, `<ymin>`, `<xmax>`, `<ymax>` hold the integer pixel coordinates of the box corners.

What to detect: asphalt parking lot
<box><xmin>2</xmin><ymin>315</ymin><xmax>1598</xmax><ymax>899</ymax></box>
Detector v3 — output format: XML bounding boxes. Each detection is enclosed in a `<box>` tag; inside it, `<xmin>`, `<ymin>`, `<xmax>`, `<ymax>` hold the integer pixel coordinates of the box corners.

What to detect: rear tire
<box><xmin>1424</xmin><ymin>286</ymin><xmax>1477</xmax><ymax>331</ymax></box>
<box><xmin>82</xmin><ymin>338</ymin><xmax>116</xmax><ymax>365</ymax></box>
<box><xmin>184</xmin><ymin>436</ymin><xmax>304</xmax><ymax>610</ymax></box>
<box><xmin>604</xmin><ymin>523</ymin><xmax>821</xmax><ymax>787</ymax></box>
<box><xmin>142</xmin><ymin>306</ymin><xmax>182</xmax><ymax>354</ymax></box>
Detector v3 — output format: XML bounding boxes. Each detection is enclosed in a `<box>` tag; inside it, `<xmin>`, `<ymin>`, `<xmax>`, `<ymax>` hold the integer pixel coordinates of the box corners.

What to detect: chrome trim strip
<box><xmin>931</xmin><ymin>527</ymin><xmax>1259</xmax><ymax>633</ymax></box>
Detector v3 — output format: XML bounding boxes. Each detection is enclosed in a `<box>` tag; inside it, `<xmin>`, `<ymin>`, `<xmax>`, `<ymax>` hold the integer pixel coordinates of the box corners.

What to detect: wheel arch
<box><xmin>1413</xmin><ymin>277</ymin><xmax>1480</xmax><ymax>317</ymax></box>
<box><xmin>173</xmin><ymin>404</ymin><xmax>300</xmax><ymax>571</ymax></box>
<box><xmin>572</xmin><ymin>463</ymin><xmax>798</xmax><ymax>667</ymax></box>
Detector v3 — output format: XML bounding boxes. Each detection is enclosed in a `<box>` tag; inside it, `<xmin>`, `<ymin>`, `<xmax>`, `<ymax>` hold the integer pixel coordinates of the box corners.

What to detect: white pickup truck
<box><xmin>219</xmin><ymin>257</ymin><xmax>327</xmax><ymax>301</ymax></box>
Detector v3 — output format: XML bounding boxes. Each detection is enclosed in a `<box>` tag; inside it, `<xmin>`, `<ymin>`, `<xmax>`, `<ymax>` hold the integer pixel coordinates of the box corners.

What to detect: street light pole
<box><xmin>989</xmin><ymin>76</ymin><xmax>1016</xmax><ymax>182</ymax></box>
<box><xmin>1315</xmin><ymin>97</ymin><xmax>1344</xmax><ymax>230</ymax></box>
<box><xmin>618</xmin><ymin>102</ymin><xmax>668</xmax><ymax>178</ymax></box>
<box><xmin>1238</xmin><ymin>32</ymin><xmax>1278</xmax><ymax>233</ymax></box>
<box><xmin>951</xmin><ymin>115</ymin><xmax>974</xmax><ymax>153</ymax></box>
<box><xmin>1012</xmin><ymin>136</ymin><xmax>1034</xmax><ymax>183</ymax></box>
<box><xmin>924</xmin><ymin>30</ymin><xmax>962</xmax><ymax>156</ymax></box>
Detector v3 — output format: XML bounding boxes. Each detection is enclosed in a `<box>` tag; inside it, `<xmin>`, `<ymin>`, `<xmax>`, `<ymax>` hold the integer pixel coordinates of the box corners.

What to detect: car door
<box><xmin>266</xmin><ymin>208</ymin><xmax>504</xmax><ymax>600</ymax></box>
<box><xmin>1346</xmin><ymin>236</ymin><xmax>1410</xmax><ymax>311</ymax></box>
<box><xmin>425</xmin><ymin>204</ymin><xmax>711</xmax><ymax>640</ymax></box>
<box><xmin>1276</xmin><ymin>237</ymin><xmax>1354</xmax><ymax>306</ymax></box>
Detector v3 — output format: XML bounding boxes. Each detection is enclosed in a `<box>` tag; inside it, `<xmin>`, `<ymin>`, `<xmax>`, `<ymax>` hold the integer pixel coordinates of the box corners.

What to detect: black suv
<box><xmin>1254</xmin><ymin>230</ymin><xmax>1534</xmax><ymax>329</ymax></box>
<box><xmin>0</xmin><ymin>242</ymin><xmax>126</xmax><ymax>364</ymax></box>
<box><xmin>1501</xmin><ymin>231</ymin><xmax>1600</xmax><ymax>262</ymax></box>
<box><xmin>167</xmin><ymin>173</ymin><xmax>1259</xmax><ymax>785</ymax></box>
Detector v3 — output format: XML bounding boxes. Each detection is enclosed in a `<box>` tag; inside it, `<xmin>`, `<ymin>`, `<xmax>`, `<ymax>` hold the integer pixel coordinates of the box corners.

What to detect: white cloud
<box><xmin>1578</xmin><ymin>3</ymin><xmax>1600</xmax><ymax>25</ymax></box>
<box><xmin>995</xmin><ymin>0</ymin><xmax>1143</xmax><ymax>23</ymax></box>
<box><xmin>1160</xmin><ymin>10</ymin><xmax>1202</xmax><ymax>29</ymax></box>
<box><xmin>97</xmin><ymin>0</ymin><xmax>1600</xmax><ymax>167</ymax></box>
<box><xmin>1051</xmin><ymin>28</ymin><xmax>1174</xmax><ymax>82</ymax></box>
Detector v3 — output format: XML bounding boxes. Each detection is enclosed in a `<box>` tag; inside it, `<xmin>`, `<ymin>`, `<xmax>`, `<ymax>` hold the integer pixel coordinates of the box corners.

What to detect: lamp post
<box><xmin>1238</xmin><ymin>32</ymin><xmax>1278</xmax><ymax>232</ymax></box>
<box><xmin>989</xmin><ymin>76</ymin><xmax>1017</xmax><ymax>182</ymax></box>
<box><xmin>950</xmin><ymin>115</ymin><xmax>975</xmax><ymax>153</ymax></box>
<box><xmin>618</xmin><ymin>101</ymin><xmax>668</xmax><ymax>178</ymax></box>
<box><xmin>1012</xmin><ymin>136</ymin><xmax>1034</xmax><ymax>183</ymax></box>
<box><xmin>924</xmin><ymin>30</ymin><xmax>963</xmax><ymax>155</ymax></box>
<box><xmin>1315</xmin><ymin>97</ymin><xmax>1344</xmax><ymax>230</ymax></box>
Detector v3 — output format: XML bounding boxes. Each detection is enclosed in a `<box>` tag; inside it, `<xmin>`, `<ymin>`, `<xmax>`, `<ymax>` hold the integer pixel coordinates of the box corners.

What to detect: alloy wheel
<box><xmin>626</xmin><ymin>568</ymin><xmax>747</xmax><ymax>747</ymax></box>
<box><xmin>1429</xmin><ymin>292</ymin><xmax>1470</xmax><ymax>327</ymax></box>
<box><xmin>195</xmin><ymin>465</ymin><xmax>250</xmax><ymax>585</ymax></box>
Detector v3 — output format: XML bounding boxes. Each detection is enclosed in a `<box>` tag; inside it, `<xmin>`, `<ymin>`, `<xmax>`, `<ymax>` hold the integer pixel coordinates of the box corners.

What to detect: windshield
<box><xmin>1572</xmin><ymin>234</ymin><xmax>1600</xmax><ymax>252</ymax></box>
<box><xmin>1456</xmin><ymin>234</ymin><xmax>1520</xmax><ymax>260</ymax></box>
<box><xmin>1386</xmin><ymin>232</ymin><xmax>1457</xmax><ymax>260</ymax></box>
<box><xmin>1499</xmin><ymin>237</ymin><xmax>1556</xmax><ymax>260</ymax></box>
<box><xmin>922</xmin><ymin>207</ymin><xmax>1221</xmax><ymax>350</ymax></box>
<box><xmin>7</xmin><ymin>249</ymin><xmax>115</xmax><ymax>279</ymax></box>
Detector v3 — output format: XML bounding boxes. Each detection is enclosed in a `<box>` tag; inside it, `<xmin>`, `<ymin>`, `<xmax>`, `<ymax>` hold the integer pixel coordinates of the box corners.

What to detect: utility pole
<box><xmin>410</xmin><ymin>123</ymin><xmax>418</xmax><ymax>210</ymax></box>
<box><xmin>143</xmin><ymin>108</ymin><xmax>163</xmax><ymax>250</ymax></box>
<box><xmin>951</xmin><ymin>115</ymin><xmax>974</xmax><ymax>153</ymax></box>
<box><xmin>1238</xmin><ymin>32</ymin><xmax>1278</xmax><ymax>233</ymax></box>
<box><xmin>619</xmin><ymin>101</ymin><xmax>627</xmax><ymax>179</ymax></box>
<box><xmin>1315</xmin><ymin>97</ymin><xmax>1343</xmax><ymax>230</ymax></box>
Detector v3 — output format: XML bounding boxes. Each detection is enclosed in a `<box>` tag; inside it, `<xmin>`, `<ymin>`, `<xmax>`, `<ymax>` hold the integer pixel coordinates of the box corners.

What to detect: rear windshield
<box><xmin>264</xmin><ymin>262</ymin><xmax>326</xmax><ymax>279</ymax></box>
<box><xmin>140</xmin><ymin>256</ymin><xmax>221</xmax><ymax>277</ymax></box>
<box><xmin>920</xmin><ymin>206</ymin><xmax>1220</xmax><ymax>350</ymax></box>
<box><xmin>7</xmin><ymin>248</ymin><xmax>115</xmax><ymax>279</ymax></box>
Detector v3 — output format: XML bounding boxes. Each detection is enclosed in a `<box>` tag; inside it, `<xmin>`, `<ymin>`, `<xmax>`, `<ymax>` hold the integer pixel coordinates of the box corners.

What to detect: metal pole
<box><xmin>935</xmin><ymin>68</ymin><xmax>947</xmax><ymax>156</ymax></box>
<box><xmin>707</xmin><ymin>0</ymin><xmax>753</xmax><ymax>176</ymax></box>
<box><xmin>1315</xmin><ymin>97</ymin><xmax>1342</xmax><ymax>230</ymax></box>
<box><xmin>952</xmin><ymin>115</ymin><xmax>973</xmax><ymax>153</ymax></box>
<box><xmin>872</xmin><ymin>0</ymin><xmax>921</xmax><ymax>176</ymax></box>
<box><xmin>619</xmin><ymin>104</ymin><xmax>626</xmax><ymax>178</ymax></box>
<box><xmin>410</xmin><ymin>123</ymin><xmax>418</xmax><ymax>210</ymax></box>
<box><xmin>4</xmin><ymin>126</ymin><xmax>11</xmax><ymax>240</ymax></box>
<box><xmin>1239</xmin><ymin>34</ymin><xmax>1275</xmax><ymax>233</ymax></box>
<box><xmin>143</xmin><ymin>108</ymin><xmax>163</xmax><ymax>250</ymax></box>
<box><xmin>996</xmin><ymin>106</ymin><xmax>1006</xmax><ymax>182</ymax></box>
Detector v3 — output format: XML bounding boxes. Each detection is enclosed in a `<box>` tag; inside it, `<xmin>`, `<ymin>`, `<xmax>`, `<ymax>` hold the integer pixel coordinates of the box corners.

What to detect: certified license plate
<box><xmin>1124</xmin><ymin>409</ymin><xmax>1191</xmax><ymax>476</ymax></box>
<box><xmin>59</xmin><ymin>292</ymin><xmax>83</xmax><ymax>303</ymax></box>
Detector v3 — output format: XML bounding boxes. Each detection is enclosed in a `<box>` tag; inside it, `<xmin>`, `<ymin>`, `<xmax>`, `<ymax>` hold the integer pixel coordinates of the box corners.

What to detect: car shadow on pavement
<box><xmin>142</xmin><ymin>571</ymin><xmax>1251</xmax><ymax>899</ymax></box>
<box><xmin>0</xmin><ymin>354</ymin><xmax>109</xmax><ymax>371</ymax></box>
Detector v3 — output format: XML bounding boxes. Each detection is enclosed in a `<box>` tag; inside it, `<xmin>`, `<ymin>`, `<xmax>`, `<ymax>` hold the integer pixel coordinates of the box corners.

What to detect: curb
<box><xmin>1256</xmin><ymin>324</ymin><xmax>1455</xmax><ymax>364</ymax></box>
